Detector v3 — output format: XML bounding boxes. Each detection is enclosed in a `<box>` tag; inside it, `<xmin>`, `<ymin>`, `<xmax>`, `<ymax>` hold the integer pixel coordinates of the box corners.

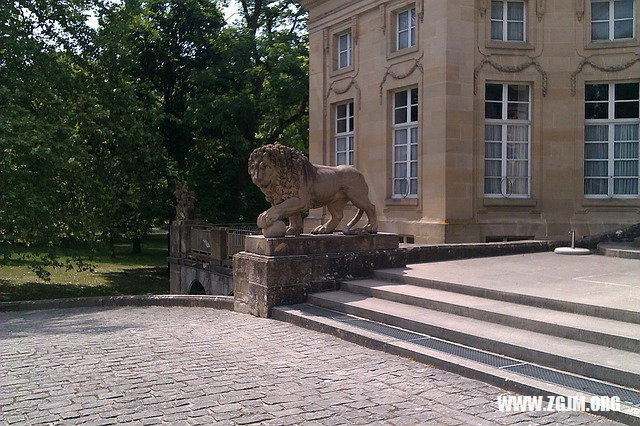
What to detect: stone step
<box><xmin>598</xmin><ymin>242</ymin><xmax>640</xmax><ymax>260</ymax></box>
<box><xmin>340</xmin><ymin>279</ymin><xmax>640</xmax><ymax>353</ymax></box>
<box><xmin>374</xmin><ymin>269</ymin><xmax>640</xmax><ymax>324</ymax></box>
<box><xmin>307</xmin><ymin>291</ymin><xmax>640</xmax><ymax>390</ymax></box>
<box><xmin>272</xmin><ymin>304</ymin><xmax>640</xmax><ymax>425</ymax></box>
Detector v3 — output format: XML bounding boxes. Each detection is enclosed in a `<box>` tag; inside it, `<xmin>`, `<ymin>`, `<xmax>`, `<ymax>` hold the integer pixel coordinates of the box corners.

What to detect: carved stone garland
<box><xmin>378</xmin><ymin>54</ymin><xmax>424</xmax><ymax>102</ymax></box>
<box><xmin>474</xmin><ymin>56</ymin><xmax>549</xmax><ymax>96</ymax></box>
<box><xmin>326</xmin><ymin>71</ymin><xmax>362</xmax><ymax>110</ymax></box>
<box><xmin>570</xmin><ymin>54</ymin><xmax>640</xmax><ymax>96</ymax></box>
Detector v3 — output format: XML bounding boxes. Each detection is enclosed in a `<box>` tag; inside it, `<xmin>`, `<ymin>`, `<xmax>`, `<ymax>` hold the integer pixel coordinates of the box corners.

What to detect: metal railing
<box><xmin>188</xmin><ymin>223</ymin><xmax>259</xmax><ymax>268</ymax></box>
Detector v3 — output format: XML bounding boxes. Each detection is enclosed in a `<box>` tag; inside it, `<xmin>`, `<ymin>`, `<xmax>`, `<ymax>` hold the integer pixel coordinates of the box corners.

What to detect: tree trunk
<box><xmin>577</xmin><ymin>222</ymin><xmax>640</xmax><ymax>248</ymax></box>
<box><xmin>132</xmin><ymin>237</ymin><xmax>142</xmax><ymax>254</ymax></box>
<box><xmin>108</xmin><ymin>231</ymin><xmax>115</xmax><ymax>258</ymax></box>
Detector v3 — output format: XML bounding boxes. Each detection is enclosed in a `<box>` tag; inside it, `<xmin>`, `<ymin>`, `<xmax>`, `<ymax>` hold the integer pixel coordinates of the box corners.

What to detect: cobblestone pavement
<box><xmin>1</xmin><ymin>307</ymin><xmax>616</xmax><ymax>425</ymax></box>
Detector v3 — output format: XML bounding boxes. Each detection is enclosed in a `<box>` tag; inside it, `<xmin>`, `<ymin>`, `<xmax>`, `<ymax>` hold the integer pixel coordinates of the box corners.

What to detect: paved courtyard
<box><xmin>1</xmin><ymin>306</ymin><xmax>615</xmax><ymax>425</ymax></box>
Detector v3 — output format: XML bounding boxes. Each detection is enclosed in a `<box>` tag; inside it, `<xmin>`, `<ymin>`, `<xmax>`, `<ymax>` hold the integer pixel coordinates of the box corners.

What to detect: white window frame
<box><xmin>490</xmin><ymin>0</ymin><xmax>526</xmax><ymax>42</ymax></box>
<box><xmin>396</xmin><ymin>7</ymin><xmax>416</xmax><ymax>51</ymax></box>
<box><xmin>336</xmin><ymin>101</ymin><xmax>354</xmax><ymax>166</ymax></box>
<box><xmin>484</xmin><ymin>83</ymin><xmax>532</xmax><ymax>198</ymax></box>
<box><xmin>337</xmin><ymin>32</ymin><xmax>352</xmax><ymax>69</ymax></box>
<box><xmin>392</xmin><ymin>88</ymin><xmax>419</xmax><ymax>199</ymax></box>
<box><xmin>590</xmin><ymin>0</ymin><xmax>636</xmax><ymax>41</ymax></box>
<box><xmin>584</xmin><ymin>82</ymin><xmax>640</xmax><ymax>199</ymax></box>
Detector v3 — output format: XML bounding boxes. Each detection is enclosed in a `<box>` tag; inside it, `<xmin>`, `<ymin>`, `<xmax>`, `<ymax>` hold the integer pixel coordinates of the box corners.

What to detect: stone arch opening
<box><xmin>189</xmin><ymin>280</ymin><xmax>206</xmax><ymax>295</ymax></box>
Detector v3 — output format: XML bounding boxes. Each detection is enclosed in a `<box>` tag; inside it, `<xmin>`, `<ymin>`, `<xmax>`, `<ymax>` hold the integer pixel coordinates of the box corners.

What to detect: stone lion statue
<box><xmin>173</xmin><ymin>182</ymin><xmax>196</xmax><ymax>221</ymax></box>
<box><xmin>248</xmin><ymin>144</ymin><xmax>377</xmax><ymax>237</ymax></box>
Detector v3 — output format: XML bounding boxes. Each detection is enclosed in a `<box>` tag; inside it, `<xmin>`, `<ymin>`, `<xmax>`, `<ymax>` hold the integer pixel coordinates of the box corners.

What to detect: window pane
<box><xmin>507</xmin><ymin>160</ymin><xmax>527</xmax><ymax>176</ymax></box>
<box><xmin>507</xmin><ymin>103</ymin><xmax>528</xmax><ymax>120</ymax></box>
<box><xmin>410</xmin><ymin>27</ymin><xmax>415</xmax><ymax>47</ymax></box>
<box><xmin>485</xmin><ymin>178</ymin><xmax>502</xmax><ymax>194</ymax></box>
<box><xmin>507</xmin><ymin>2</ymin><xmax>524</xmax><ymax>20</ymax></box>
<box><xmin>485</xmin><ymin>102</ymin><xmax>502</xmax><ymax>119</ymax></box>
<box><xmin>337</xmin><ymin>118</ymin><xmax>346</xmax><ymax>133</ymax></box>
<box><xmin>411</xmin><ymin>144</ymin><xmax>417</xmax><ymax>161</ymax></box>
<box><xmin>485</xmin><ymin>124</ymin><xmax>502</xmax><ymax>141</ymax></box>
<box><xmin>508</xmin><ymin>85</ymin><xmax>529</xmax><ymax>102</ymax></box>
<box><xmin>398</xmin><ymin>31</ymin><xmax>408</xmax><ymax>49</ymax></box>
<box><xmin>585</xmin><ymin>143</ymin><xmax>609</xmax><ymax>159</ymax></box>
<box><xmin>585</xmin><ymin>178</ymin><xmax>608</xmax><ymax>194</ymax></box>
<box><xmin>585</xmin><ymin>124</ymin><xmax>609</xmax><ymax>141</ymax></box>
<box><xmin>585</xmin><ymin>84</ymin><xmax>609</xmax><ymax>101</ymax></box>
<box><xmin>585</xmin><ymin>160</ymin><xmax>608</xmax><ymax>176</ymax></box>
<box><xmin>348</xmin><ymin>151</ymin><xmax>353</xmax><ymax>165</ymax></box>
<box><xmin>395</xmin><ymin>91</ymin><xmax>407</xmax><ymax>107</ymax></box>
<box><xmin>410</xmin><ymin>162</ymin><xmax>417</xmax><ymax>177</ymax></box>
<box><xmin>491</xmin><ymin>21</ymin><xmax>504</xmax><ymax>40</ymax></box>
<box><xmin>337</xmin><ymin>152</ymin><xmax>346</xmax><ymax>165</ymax></box>
<box><xmin>394</xmin><ymin>162</ymin><xmax>407</xmax><ymax>178</ymax></box>
<box><xmin>615</xmin><ymin>101</ymin><xmax>639</xmax><ymax>119</ymax></box>
<box><xmin>591</xmin><ymin>1</ymin><xmax>610</xmax><ymax>20</ymax></box>
<box><xmin>348</xmin><ymin>116</ymin><xmax>354</xmax><ymax>132</ymax></box>
<box><xmin>339</xmin><ymin>51</ymin><xmax>348</xmax><ymax>68</ymax></box>
<box><xmin>615</xmin><ymin>142</ymin><xmax>639</xmax><ymax>158</ymax></box>
<box><xmin>348</xmin><ymin>136</ymin><xmax>354</xmax><ymax>150</ymax></box>
<box><xmin>585</xmin><ymin>102</ymin><xmax>609</xmax><ymax>119</ymax></box>
<box><xmin>337</xmin><ymin>104</ymin><xmax>347</xmax><ymax>118</ymax></box>
<box><xmin>410</xmin><ymin>8</ymin><xmax>415</xmax><ymax>27</ymax></box>
<box><xmin>486</xmin><ymin>142</ymin><xmax>502</xmax><ymax>158</ymax></box>
<box><xmin>614</xmin><ymin>178</ymin><xmax>638</xmax><ymax>194</ymax></box>
<box><xmin>395</xmin><ymin>107</ymin><xmax>408</xmax><ymax>124</ymax></box>
<box><xmin>411</xmin><ymin>88</ymin><xmax>418</xmax><ymax>105</ymax></box>
<box><xmin>615</xmin><ymin>124</ymin><xmax>639</xmax><ymax>141</ymax></box>
<box><xmin>507</xmin><ymin>125</ymin><xmax>528</xmax><ymax>141</ymax></box>
<box><xmin>410</xmin><ymin>105</ymin><xmax>418</xmax><ymax>122</ymax></box>
<box><xmin>591</xmin><ymin>22</ymin><xmax>610</xmax><ymax>40</ymax></box>
<box><xmin>614</xmin><ymin>0</ymin><xmax>633</xmax><ymax>18</ymax></box>
<box><xmin>339</xmin><ymin>34</ymin><xmax>349</xmax><ymax>51</ymax></box>
<box><xmin>485</xmin><ymin>160</ymin><xmax>502</xmax><ymax>176</ymax></box>
<box><xmin>410</xmin><ymin>179</ymin><xmax>417</xmax><ymax>195</ymax></box>
<box><xmin>507</xmin><ymin>143</ymin><xmax>528</xmax><ymax>159</ymax></box>
<box><xmin>615</xmin><ymin>83</ymin><xmax>639</xmax><ymax>101</ymax></box>
<box><xmin>492</xmin><ymin>1</ymin><xmax>504</xmax><ymax>19</ymax></box>
<box><xmin>614</xmin><ymin>160</ymin><xmax>638</xmax><ymax>176</ymax></box>
<box><xmin>395</xmin><ymin>179</ymin><xmax>408</xmax><ymax>195</ymax></box>
<box><xmin>395</xmin><ymin>129</ymin><xmax>407</xmax><ymax>146</ymax></box>
<box><xmin>410</xmin><ymin>127</ymin><xmax>418</xmax><ymax>143</ymax></box>
<box><xmin>510</xmin><ymin>177</ymin><xmax>528</xmax><ymax>195</ymax></box>
<box><xmin>398</xmin><ymin>10</ymin><xmax>408</xmax><ymax>30</ymax></box>
<box><xmin>337</xmin><ymin>137</ymin><xmax>346</xmax><ymax>151</ymax></box>
<box><xmin>507</xmin><ymin>22</ymin><xmax>524</xmax><ymax>40</ymax></box>
<box><xmin>614</xmin><ymin>19</ymin><xmax>634</xmax><ymax>39</ymax></box>
<box><xmin>486</xmin><ymin>84</ymin><xmax>503</xmax><ymax>101</ymax></box>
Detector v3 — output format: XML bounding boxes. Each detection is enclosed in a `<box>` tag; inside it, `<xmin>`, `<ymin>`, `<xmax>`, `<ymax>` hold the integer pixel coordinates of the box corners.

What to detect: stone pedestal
<box><xmin>233</xmin><ymin>233</ymin><xmax>402</xmax><ymax>317</ymax></box>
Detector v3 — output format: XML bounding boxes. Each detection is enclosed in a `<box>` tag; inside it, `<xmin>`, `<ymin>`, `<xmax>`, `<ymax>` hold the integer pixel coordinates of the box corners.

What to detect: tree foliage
<box><xmin>0</xmin><ymin>0</ymin><xmax>309</xmax><ymax>278</ymax></box>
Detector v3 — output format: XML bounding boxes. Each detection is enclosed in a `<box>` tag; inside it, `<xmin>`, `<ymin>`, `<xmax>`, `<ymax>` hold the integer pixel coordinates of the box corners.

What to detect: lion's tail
<box><xmin>347</xmin><ymin>209</ymin><xmax>364</xmax><ymax>229</ymax></box>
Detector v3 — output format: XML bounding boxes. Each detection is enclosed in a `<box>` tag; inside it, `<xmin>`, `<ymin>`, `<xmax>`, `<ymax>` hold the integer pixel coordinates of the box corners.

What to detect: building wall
<box><xmin>302</xmin><ymin>0</ymin><xmax>640</xmax><ymax>243</ymax></box>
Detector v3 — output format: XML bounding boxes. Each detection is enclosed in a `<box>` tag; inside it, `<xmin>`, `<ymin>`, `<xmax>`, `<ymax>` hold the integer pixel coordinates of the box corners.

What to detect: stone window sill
<box><xmin>387</xmin><ymin>45</ymin><xmax>419</xmax><ymax>61</ymax></box>
<box><xmin>385</xmin><ymin>197</ymin><xmax>419</xmax><ymax>206</ymax></box>
<box><xmin>485</xmin><ymin>41</ymin><xmax>534</xmax><ymax>51</ymax></box>
<box><xmin>330</xmin><ymin>65</ymin><xmax>355</xmax><ymax>79</ymax></box>
<box><xmin>582</xmin><ymin>198</ymin><xmax>640</xmax><ymax>207</ymax></box>
<box><xmin>585</xmin><ymin>39</ymin><xmax>638</xmax><ymax>50</ymax></box>
<box><xmin>483</xmin><ymin>198</ymin><xmax>537</xmax><ymax>207</ymax></box>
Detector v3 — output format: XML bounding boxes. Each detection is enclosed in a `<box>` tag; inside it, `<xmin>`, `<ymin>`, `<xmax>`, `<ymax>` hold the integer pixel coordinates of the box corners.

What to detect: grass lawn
<box><xmin>0</xmin><ymin>232</ymin><xmax>170</xmax><ymax>302</ymax></box>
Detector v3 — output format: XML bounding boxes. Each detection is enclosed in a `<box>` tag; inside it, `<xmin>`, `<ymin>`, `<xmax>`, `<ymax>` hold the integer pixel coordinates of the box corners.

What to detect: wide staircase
<box><xmin>273</xmin><ymin>265</ymin><xmax>640</xmax><ymax>424</ymax></box>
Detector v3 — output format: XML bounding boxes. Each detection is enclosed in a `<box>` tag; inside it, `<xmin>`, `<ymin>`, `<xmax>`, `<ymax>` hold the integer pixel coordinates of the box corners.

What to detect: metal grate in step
<box><xmin>506</xmin><ymin>364</ymin><xmax>640</xmax><ymax>407</ymax></box>
<box><xmin>302</xmin><ymin>305</ymin><xmax>640</xmax><ymax>407</ymax></box>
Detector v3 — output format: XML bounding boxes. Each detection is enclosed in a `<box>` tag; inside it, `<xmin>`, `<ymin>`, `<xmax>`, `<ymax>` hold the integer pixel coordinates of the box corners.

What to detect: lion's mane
<box><xmin>248</xmin><ymin>144</ymin><xmax>311</xmax><ymax>205</ymax></box>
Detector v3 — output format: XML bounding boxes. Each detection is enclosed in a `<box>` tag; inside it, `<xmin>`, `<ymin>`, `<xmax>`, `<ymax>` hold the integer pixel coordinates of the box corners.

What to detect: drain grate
<box><xmin>338</xmin><ymin>318</ymin><xmax>426</xmax><ymax>341</ymax></box>
<box><xmin>506</xmin><ymin>364</ymin><xmax>640</xmax><ymax>407</ymax></box>
<box><xmin>411</xmin><ymin>337</ymin><xmax>517</xmax><ymax>368</ymax></box>
<box><xmin>302</xmin><ymin>305</ymin><xmax>640</xmax><ymax>407</ymax></box>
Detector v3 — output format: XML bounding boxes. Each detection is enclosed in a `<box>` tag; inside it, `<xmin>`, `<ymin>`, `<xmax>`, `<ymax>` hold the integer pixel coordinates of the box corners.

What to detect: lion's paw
<box><xmin>285</xmin><ymin>226</ymin><xmax>302</xmax><ymax>236</ymax></box>
<box><xmin>311</xmin><ymin>225</ymin><xmax>331</xmax><ymax>234</ymax></box>
<box><xmin>363</xmin><ymin>223</ymin><xmax>378</xmax><ymax>234</ymax></box>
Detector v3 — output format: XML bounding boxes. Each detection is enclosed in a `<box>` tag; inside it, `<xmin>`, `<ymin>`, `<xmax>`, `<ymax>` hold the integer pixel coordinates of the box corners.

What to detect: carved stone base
<box><xmin>233</xmin><ymin>233</ymin><xmax>402</xmax><ymax>317</ymax></box>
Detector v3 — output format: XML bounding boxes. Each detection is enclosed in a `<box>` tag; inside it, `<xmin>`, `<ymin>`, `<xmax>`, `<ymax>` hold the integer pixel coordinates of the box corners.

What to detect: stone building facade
<box><xmin>300</xmin><ymin>0</ymin><xmax>640</xmax><ymax>243</ymax></box>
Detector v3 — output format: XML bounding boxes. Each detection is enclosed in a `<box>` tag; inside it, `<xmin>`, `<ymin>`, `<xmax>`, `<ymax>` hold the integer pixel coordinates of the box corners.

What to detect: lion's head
<box><xmin>248</xmin><ymin>144</ymin><xmax>311</xmax><ymax>205</ymax></box>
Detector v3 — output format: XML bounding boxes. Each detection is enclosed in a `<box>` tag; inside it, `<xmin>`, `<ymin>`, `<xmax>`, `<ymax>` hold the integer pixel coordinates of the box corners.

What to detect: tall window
<box><xmin>584</xmin><ymin>82</ymin><xmax>639</xmax><ymax>197</ymax></box>
<box><xmin>338</xmin><ymin>32</ymin><xmax>351</xmax><ymax>69</ymax></box>
<box><xmin>393</xmin><ymin>88</ymin><xmax>418</xmax><ymax>198</ymax></box>
<box><xmin>591</xmin><ymin>0</ymin><xmax>635</xmax><ymax>41</ymax></box>
<box><xmin>396</xmin><ymin>8</ymin><xmax>416</xmax><ymax>50</ymax></box>
<box><xmin>336</xmin><ymin>102</ymin><xmax>354</xmax><ymax>166</ymax></box>
<box><xmin>484</xmin><ymin>83</ymin><xmax>531</xmax><ymax>197</ymax></box>
<box><xmin>490</xmin><ymin>1</ymin><xmax>526</xmax><ymax>41</ymax></box>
